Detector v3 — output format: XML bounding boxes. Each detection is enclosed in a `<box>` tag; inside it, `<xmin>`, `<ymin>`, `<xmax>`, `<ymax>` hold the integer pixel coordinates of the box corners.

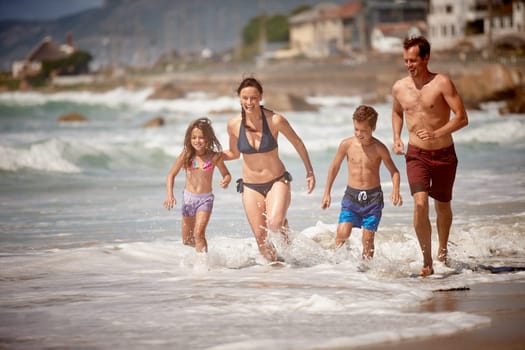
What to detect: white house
<box><xmin>428</xmin><ymin>0</ymin><xmax>524</xmax><ymax>51</ymax></box>
<box><xmin>289</xmin><ymin>2</ymin><xmax>344</xmax><ymax>58</ymax></box>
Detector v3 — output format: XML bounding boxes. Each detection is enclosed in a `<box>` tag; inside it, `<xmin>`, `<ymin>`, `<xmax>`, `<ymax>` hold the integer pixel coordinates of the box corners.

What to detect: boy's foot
<box><xmin>420</xmin><ymin>266</ymin><xmax>434</xmax><ymax>277</ymax></box>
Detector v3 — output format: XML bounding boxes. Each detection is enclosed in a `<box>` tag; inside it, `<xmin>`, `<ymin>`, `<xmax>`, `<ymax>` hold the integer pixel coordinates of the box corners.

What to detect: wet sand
<box><xmin>359</xmin><ymin>279</ymin><xmax>525</xmax><ymax>350</ymax></box>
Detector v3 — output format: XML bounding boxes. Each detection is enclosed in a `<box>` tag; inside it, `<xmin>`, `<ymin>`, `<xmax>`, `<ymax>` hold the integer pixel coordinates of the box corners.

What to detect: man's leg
<box><xmin>413</xmin><ymin>191</ymin><xmax>433</xmax><ymax>275</ymax></box>
<box><xmin>435</xmin><ymin>199</ymin><xmax>452</xmax><ymax>263</ymax></box>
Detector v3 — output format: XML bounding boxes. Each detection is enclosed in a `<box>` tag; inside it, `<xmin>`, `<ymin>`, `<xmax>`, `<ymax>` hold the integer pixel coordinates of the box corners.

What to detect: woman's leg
<box><xmin>265</xmin><ymin>180</ymin><xmax>291</xmax><ymax>233</ymax></box>
<box><xmin>242</xmin><ymin>188</ymin><xmax>276</xmax><ymax>261</ymax></box>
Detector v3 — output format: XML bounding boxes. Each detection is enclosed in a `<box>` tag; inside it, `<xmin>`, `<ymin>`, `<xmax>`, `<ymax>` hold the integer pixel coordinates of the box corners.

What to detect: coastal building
<box><xmin>370</xmin><ymin>21</ymin><xmax>427</xmax><ymax>53</ymax></box>
<box><xmin>288</xmin><ymin>3</ymin><xmax>344</xmax><ymax>58</ymax></box>
<box><xmin>428</xmin><ymin>0</ymin><xmax>525</xmax><ymax>51</ymax></box>
<box><xmin>12</xmin><ymin>34</ymin><xmax>76</xmax><ymax>78</ymax></box>
<box><xmin>288</xmin><ymin>0</ymin><xmax>428</xmax><ymax>58</ymax></box>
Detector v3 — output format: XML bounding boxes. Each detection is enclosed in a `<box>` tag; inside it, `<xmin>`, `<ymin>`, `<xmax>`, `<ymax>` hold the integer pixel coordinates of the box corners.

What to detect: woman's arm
<box><xmin>222</xmin><ymin>117</ymin><xmax>241</xmax><ymax>161</ymax></box>
<box><xmin>274</xmin><ymin>114</ymin><xmax>315</xmax><ymax>193</ymax></box>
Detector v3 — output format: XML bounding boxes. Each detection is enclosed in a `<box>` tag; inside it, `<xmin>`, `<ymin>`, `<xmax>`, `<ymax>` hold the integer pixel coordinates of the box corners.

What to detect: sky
<box><xmin>0</xmin><ymin>0</ymin><xmax>104</xmax><ymax>21</ymax></box>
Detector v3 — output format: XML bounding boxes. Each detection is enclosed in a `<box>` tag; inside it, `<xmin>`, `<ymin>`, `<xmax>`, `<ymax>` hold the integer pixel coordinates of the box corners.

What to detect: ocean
<box><xmin>0</xmin><ymin>88</ymin><xmax>524</xmax><ymax>349</ymax></box>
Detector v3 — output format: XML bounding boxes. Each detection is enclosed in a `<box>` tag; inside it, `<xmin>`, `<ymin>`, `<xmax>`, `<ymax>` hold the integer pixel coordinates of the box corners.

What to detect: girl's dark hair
<box><xmin>183</xmin><ymin>117</ymin><xmax>222</xmax><ymax>168</ymax></box>
<box><xmin>403</xmin><ymin>36</ymin><xmax>431</xmax><ymax>58</ymax></box>
<box><xmin>237</xmin><ymin>77</ymin><xmax>264</xmax><ymax>132</ymax></box>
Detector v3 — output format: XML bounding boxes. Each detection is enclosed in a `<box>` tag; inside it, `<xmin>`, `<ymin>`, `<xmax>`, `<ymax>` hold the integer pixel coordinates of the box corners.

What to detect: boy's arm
<box><xmin>214</xmin><ymin>154</ymin><xmax>231</xmax><ymax>189</ymax></box>
<box><xmin>164</xmin><ymin>152</ymin><xmax>185</xmax><ymax>210</ymax></box>
<box><xmin>321</xmin><ymin>140</ymin><xmax>348</xmax><ymax>209</ymax></box>
<box><xmin>379</xmin><ymin>144</ymin><xmax>402</xmax><ymax>206</ymax></box>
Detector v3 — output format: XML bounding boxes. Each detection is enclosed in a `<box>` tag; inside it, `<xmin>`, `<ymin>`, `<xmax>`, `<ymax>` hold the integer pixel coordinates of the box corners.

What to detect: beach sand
<box><xmin>358</xmin><ymin>279</ymin><xmax>525</xmax><ymax>350</ymax></box>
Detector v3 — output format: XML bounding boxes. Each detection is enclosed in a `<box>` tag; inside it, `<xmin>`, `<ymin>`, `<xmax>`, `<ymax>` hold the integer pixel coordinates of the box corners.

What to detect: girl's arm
<box><xmin>163</xmin><ymin>152</ymin><xmax>185</xmax><ymax>210</ymax></box>
<box><xmin>214</xmin><ymin>153</ymin><xmax>231</xmax><ymax>189</ymax></box>
<box><xmin>275</xmin><ymin>114</ymin><xmax>315</xmax><ymax>194</ymax></box>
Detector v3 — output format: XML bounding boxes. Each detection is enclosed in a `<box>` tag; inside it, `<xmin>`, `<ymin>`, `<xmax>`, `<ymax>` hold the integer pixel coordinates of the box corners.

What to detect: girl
<box><xmin>164</xmin><ymin>117</ymin><xmax>231</xmax><ymax>253</ymax></box>
<box><xmin>223</xmin><ymin>77</ymin><xmax>316</xmax><ymax>262</ymax></box>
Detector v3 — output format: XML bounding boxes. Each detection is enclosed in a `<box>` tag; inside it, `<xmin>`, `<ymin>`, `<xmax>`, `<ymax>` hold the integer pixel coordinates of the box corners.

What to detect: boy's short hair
<box><xmin>353</xmin><ymin>105</ymin><xmax>378</xmax><ymax>128</ymax></box>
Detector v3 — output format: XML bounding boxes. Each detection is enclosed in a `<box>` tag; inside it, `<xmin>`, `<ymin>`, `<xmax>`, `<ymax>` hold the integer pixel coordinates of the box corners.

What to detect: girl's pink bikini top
<box><xmin>191</xmin><ymin>157</ymin><xmax>214</xmax><ymax>171</ymax></box>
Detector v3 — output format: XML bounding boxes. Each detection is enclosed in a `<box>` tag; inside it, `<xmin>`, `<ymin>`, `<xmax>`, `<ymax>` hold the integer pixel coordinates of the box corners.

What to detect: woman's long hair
<box><xmin>182</xmin><ymin>117</ymin><xmax>222</xmax><ymax>168</ymax></box>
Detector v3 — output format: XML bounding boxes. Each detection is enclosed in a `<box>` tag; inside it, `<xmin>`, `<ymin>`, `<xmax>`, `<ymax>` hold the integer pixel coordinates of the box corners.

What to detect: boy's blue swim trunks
<box><xmin>338</xmin><ymin>186</ymin><xmax>384</xmax><ymax>232</ymax></box>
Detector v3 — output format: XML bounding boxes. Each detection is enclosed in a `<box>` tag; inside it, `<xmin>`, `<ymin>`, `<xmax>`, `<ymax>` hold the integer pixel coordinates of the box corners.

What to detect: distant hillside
<box><xmin>0</xmin><ymin>0</ymin><xmax>348</xmax><ymax>71</ymax></box>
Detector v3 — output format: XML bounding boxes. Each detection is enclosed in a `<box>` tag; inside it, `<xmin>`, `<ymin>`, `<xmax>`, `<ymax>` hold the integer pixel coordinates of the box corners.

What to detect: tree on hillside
<box><xmin>41</xmin><ymin>50</ymin><xmax>93</xmax><ymax>77</ymax></box>
<box><xmin>242</xmin><ymin>14</ymin><xmax>289</xmax><ymax>46</ymax></box>
<box><xmin>290</xmin><ymin>5</ymin><xmax>311</xmax><ymax>15</ymax></box>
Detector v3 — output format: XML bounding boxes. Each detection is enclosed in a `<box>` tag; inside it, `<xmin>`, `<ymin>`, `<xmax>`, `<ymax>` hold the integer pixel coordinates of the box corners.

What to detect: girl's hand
<box><xmin>164</xmin><ymin>196</ymin><xmax>176</xmax><ymax>210</ymax></box>
<box><xmin>220</xmin><ymin>174</ymin><xmax>231</xmax><ymax>189</ymax></box>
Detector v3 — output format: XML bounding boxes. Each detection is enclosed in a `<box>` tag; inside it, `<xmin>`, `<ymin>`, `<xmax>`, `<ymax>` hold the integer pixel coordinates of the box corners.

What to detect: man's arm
<box><xmin>379</xmin><ymin>144</ymin><xmax>402</xmax><ymax>206</ymax></box>
<box><xmin>417</xmin><ymin>75</ymin><xmax>469</xmax><ymax>141</ymax></box>
<box><xmin>391</xmin><ymin>85</ymin><xmax>405</xmax><ymax>155</ymax></box>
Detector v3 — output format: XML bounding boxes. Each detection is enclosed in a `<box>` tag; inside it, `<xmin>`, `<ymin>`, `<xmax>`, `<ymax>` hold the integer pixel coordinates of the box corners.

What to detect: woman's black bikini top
<box><xmin>237</xmin><ymin>110</ymin><xmax>278</xmax><ymax>154</ymax></box>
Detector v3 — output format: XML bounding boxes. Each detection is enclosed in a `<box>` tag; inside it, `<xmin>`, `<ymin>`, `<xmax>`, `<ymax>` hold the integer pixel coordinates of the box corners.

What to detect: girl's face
<box><xmin>353</xmin><ymin>120</ymin><xmax>374</xmax><ymax>144</ymax></box>
<box><xmin>190</xmin><ymin>127</ymin><xmax>206</xmax><ymax>154</ymax></box>
<box><xmin>239</xmin><ymin>86</ymin><xmax>262</xmax><ymax>114</ymax></box>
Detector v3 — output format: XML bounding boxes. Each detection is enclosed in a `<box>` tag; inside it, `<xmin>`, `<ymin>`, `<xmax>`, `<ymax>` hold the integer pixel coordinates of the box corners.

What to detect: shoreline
<box><xmin>357</xmin><ymin>279</ymin><xmax>525</xmax><ymax>350</ymax></box>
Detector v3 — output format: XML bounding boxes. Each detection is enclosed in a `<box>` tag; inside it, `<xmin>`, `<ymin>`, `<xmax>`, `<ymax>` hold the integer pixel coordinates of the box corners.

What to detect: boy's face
<box><xmin>353</xmin><ymin>120</ymin><xmax>374</xmax><ymax>144</ymax></box>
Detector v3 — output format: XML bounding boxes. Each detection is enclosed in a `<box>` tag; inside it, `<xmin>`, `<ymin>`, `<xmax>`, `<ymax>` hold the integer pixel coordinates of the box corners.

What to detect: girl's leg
<box><xmin>193</xmin><ymin>210</ymin><xmax>212</xmax><ymax>253</ymax></box>
<box><xmin>182</xmin><ymin>216</ymin><xmax>195</xmax><ymax>247</ymax></box>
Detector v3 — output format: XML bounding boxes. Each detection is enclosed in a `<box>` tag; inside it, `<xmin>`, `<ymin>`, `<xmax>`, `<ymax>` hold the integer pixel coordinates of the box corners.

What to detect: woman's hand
<box><xmin>306</xmin><ymin>173</ymin><xmax>315</xmax><ymax>194</ymax></box>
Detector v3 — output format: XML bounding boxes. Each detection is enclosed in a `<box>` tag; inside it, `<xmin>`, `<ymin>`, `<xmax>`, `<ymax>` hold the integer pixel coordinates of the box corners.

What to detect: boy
<box><xmin>321</xmin><ymin>105</ymin><xmax>402</xmax><ymax>259</ymax></box>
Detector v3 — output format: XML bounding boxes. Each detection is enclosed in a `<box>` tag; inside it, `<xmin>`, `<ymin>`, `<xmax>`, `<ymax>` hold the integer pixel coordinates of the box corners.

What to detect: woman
<box><xmin>223</xmin><ymin>77</ymin><xmax>316</xmax><ymax>262</ymax></box>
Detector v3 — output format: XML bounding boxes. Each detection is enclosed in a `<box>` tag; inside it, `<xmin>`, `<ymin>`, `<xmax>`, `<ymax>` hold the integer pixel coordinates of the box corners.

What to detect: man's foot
<box><xmin>420</xmin><ymin>266</ymin><xmax>434</xmax><ymax>277</ymax></box>
<box><xmin>437</xmin><ymin>248</ymin><xmax>449</xmax><ymax>265</ymax></box>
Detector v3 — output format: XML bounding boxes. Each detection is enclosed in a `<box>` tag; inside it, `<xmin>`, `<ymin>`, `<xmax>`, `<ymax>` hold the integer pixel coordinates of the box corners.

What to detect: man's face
<box><xmin>403</xmin><ymin>45</ymin><xmax>429</xmax><ymax>78</ymax></box>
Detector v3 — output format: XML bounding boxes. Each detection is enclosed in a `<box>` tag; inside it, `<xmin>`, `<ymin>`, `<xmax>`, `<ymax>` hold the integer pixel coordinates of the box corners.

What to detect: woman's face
<box><xmin>239</xmin><ymin>86</ymin><xmax>262</xmax><ymax>114</ymax></box>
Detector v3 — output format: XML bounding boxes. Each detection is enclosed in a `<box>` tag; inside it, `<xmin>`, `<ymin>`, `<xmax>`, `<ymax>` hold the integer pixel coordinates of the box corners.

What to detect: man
<box><xmin>391</xmin><ymin>36</ymin><xmax>468</xmax><ymax>276</ymax></box>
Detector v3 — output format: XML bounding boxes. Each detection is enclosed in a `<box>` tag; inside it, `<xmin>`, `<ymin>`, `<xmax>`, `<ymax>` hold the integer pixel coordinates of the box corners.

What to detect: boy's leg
<box><xmin>335</xmin><ymin>222</ymin><xmax>353</xmax><ymax>247</ymax></box>
<box><xmin>361</xmin><ymin>229</ymin><xmax>375</xmax><ymax>259</ymax></box>
<box><xmin>182</xmin><ymin>216</ymin><xmax>195</xmax><ymax>247</ymax></box>
<box><xmin>194</xmin><ymin>210</ymin><xmax>212</xmax><ymax>253</ymax></box>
